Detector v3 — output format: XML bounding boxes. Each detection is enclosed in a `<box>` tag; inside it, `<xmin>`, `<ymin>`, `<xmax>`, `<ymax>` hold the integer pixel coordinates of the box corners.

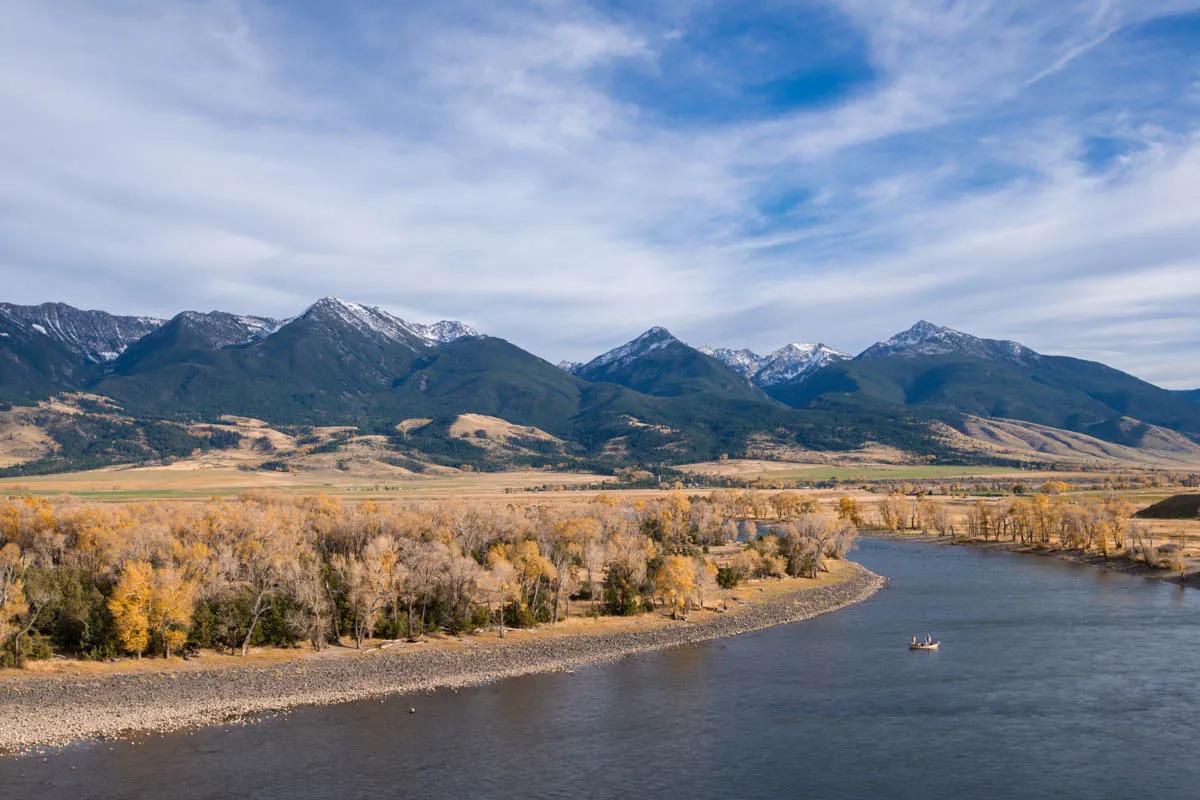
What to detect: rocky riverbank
<box><xmin>0</xmin><ymin>564</ymin><xmax>885</xmax><ymax>754</ymax></box>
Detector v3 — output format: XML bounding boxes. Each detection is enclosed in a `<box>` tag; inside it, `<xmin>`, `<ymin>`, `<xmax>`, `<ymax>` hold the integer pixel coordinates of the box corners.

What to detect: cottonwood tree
<box><xmin>578</xmin><ymin>516</ymin><xmax>609</xmax><ymax>613</ymax></box>
<box><xmin>917</xmin><ymin>500</ymin><xmax>952</xmax><ymax>536</ymax></box>
<box><xmin>545</xmin><ymin>517</ymin><xmax>597</xmax><ymax>622</ymax></box>
<box><xmin>109</xmin><ymin>560</ymin><xmax>152</xmax><ymax>658</ymax></box>
<box><xmin>876</xmin><ymin>493</ymin><xmax>907</xmax><ymax>531</ymax></box>
<box><xmin>0</xmin><ymin>496</ymin><xmax>57</xmax><ymax>564</ymax></box>
<box><xmin>334</xmin><ymin>535</ymin><xmax>398</xmax><ymax>648</ymax></box>
<box><xmin>483</xmin><ymin>548</ymin><xmax>518</xmax><ymax>637</ymax></box>
<box><xmin>149</xmin><ymin>567</ymin><xmax>196</xmax><ymax>658</ymax></box>
<box><xmin>653</xmin><ymin>556</ymin><xmax>697</xmax><ymax>619</ymax></box>
<box><xmin>0</xmin><ymin>542</ymin><xmax>45</xmax><ymax>666</ymax></box>
<box><xmin>285</xmin><ymin>545</ymin><xmax>332</xmax><ymax>650</ymax></box>
<box><xmin>227</xmin><ymin>508</ymin><xmax>303</xmax><ymax>656</ymax></box>
<box><xmin>776</xmin><ymin>523</ymin><xmax>822</xmax><ymax>578</ymax></box>
<box><xmin>691</xmin><ymin>556</ymin><xmax>718</xmax><ymax>610</ymax></box>
<box><xmin>440</xmin><ymin>546</ymin><xmax>483</xmax><ymax>633</ymax></box>
<box><xmin>0</xmin><ymin>544</ymin><xmax>28</xmax><ymax>650</ymax></box>
<box><xmin>965</xmin><ymin>501</ymin><xmax>993</xmax><ymax>540</ymax></box>
<box><xmin>398</xmin><ymin>539</ymin><xmax>445</xmax><ymax>640</ymax></box>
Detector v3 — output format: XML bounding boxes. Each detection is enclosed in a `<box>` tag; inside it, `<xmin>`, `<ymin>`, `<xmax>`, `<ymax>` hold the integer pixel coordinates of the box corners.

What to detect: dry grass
<box><xmin>446</xmin><ymin>413</ymin><xmax>561</xmax><ymax>444</ymax></box>
<box><xmin>0</xmin><ymin>464</ymin><xmax>611</xmax><ymax>500</ymax></box>
<box><xmin>679</xmin><ymin>458</ymin><xmax>1060</xmax><ymax>482</ymax></box>
<box><xmin>0</xmin><ymin>409</ymin><xmax>55</xmax><ymax>468</ymax></box>
<box><xmin>953</xmin><ymin>416</ymin><xmax>1200</xmax><ymax>468</ymax></box>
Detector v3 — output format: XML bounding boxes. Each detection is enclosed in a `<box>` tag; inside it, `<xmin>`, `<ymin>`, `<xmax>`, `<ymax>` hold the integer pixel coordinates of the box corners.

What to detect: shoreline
<box><xmin>0</xmin><ymin>564</ymin><xmax>885</xmax><ymax>755</ymax></box>
<box><xmin>870</xmin><ymin>531</ymin><xmax>1200</xmax><ymax>588</ymax></box>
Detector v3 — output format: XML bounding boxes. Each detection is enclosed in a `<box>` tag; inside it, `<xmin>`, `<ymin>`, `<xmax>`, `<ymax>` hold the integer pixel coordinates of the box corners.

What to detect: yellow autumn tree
<box><xmin>836</xmin><ymin>496</ymin><xmax>863</xmax><ymax>527</ymax></box>
<box><xmin>547</xmin><ymin>517</ymin><xmax>599</xmax><ymax>621</ymax></box>
<box><xmin>654</xmin><ymin>555</ymin><xmax>697</xmax><ymax>619</ymax></box>
<box><xmin>876</xmin><ymin>493</ymin><xmax>907</xmax><ymax>531</ymax></box>
<box><xmin>109</xmin><ymin>560</ymin><xmax>153</xmax><ymax>658</ymax></box>
<box><xmin>149</xmin><ymin>566</ymin><xmax>196</xmax><ymax>658</ymax></box>
<box><xmin>507</xmin><ymin>539</ymin><xmax>556</xmax><ymax>613</ymax></box>
<box><xmin>1</xmin><ymin>543</ymin><xmax>29</xmax><ymax>654</ymax></box>
<box><xmin>769</xmin><ymin>492</ymin><xmax>805</xmax><ymax>520</ymax></box>
<box><xmin>484</xmin><ymin>546</ymin><xmax>519</xmax><ymax>637</ymax></box>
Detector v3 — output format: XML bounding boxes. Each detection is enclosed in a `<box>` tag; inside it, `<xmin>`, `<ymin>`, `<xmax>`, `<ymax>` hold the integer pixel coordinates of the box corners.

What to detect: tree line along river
<box><xmin>8</xmin><ymin>537</ymin><xmax>1200</xmax><ymax>800</ymax></box>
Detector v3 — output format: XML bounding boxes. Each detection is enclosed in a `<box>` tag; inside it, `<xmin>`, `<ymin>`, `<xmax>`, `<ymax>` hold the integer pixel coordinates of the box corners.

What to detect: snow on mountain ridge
<box><xmin>755</xmin><ymin>342</ymin><xmax>850</xmax><ymax>385</ymax></box>
<box><xmin>698</xmin><ymin>346</ymin><xmax>762</xmax><ymax>379</ymax></box>
<box><xmin>407</xmin><ymin>319</ymin><xmax>479</xmax><ymax>343</ymax></box>
<box><xmin>0</xmin><ymin>301</ymin><xmax>164</xmax><ymax>362</ymax></box>
<box><xmin>579</xmin><ymin>327</ymin><xmax>679</xmax><ymax>372</ymax></box>
<box><xmin>304</xmin><ymin>298</ymin><xmax>476</xmax><ymax>346</ymax></box>
<box><xmin>857</xmin><ymin>321</ymin><xmax>1038</xmax><ymax>363</ymax></box>
<box><xmin>170</xmin><ymin>310</ymin><xmax>287</xmax><ymax>349</ymax></box>
<box><xmin>701</xmin><ymin>341</ymin><xmax>850</xmax><ymax>386</ymax></box>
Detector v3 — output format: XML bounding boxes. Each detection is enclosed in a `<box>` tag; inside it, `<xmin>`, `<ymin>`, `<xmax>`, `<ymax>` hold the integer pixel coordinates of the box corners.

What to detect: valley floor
<box><xmin>0</xmin><ymin>560</ymin><xmax>883</xmax><ymax>754</ymax></box>
<box><xmin>0</xmin><ymin>464</ymin><xmax>611</xmax><ymax>500</ymax></box>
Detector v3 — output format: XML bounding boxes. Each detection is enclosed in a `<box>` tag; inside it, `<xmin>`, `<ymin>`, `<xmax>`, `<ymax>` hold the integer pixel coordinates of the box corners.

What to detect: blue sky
<box><xmin>2</xmin><ymin>1</ymin><xmax>1200</xmax><ymax>386</ymax></box>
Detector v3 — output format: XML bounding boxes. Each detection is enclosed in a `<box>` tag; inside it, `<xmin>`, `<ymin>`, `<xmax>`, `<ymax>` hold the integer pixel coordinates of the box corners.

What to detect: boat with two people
<box><xmin>909</xmin><ymin>634</ymin><xmax>940</xmax><ymax>651</ymax></box>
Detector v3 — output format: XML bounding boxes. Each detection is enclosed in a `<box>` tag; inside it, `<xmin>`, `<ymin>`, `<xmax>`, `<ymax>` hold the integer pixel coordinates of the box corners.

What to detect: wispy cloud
<box><xmin>1</xmin><ymin>0</ymin><xmax>1199</xmax><ymax>385</ymax></box>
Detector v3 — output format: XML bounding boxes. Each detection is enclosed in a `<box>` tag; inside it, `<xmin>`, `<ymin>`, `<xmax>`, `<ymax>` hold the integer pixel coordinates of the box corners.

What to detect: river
<box><xmin>7</xmin><ymin>538</ymin><xmax>1200</xmax><ymax>799</ymax></box>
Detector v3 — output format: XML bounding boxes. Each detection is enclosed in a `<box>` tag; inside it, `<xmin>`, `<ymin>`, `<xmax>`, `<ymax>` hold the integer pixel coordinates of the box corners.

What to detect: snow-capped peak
<box><xmin>578</xmin><ymin>327</ymin><xmax>680</xmax><ymax>372</ymax></box>
<box><xmin>406</xmin><ymin>319</ymin><xmax>479</xmax><ymax>344</ymax></box>
<box><xmin>701</xmin><ymin>341</ymin><xmax>849</xmax><ymax>386</ymax></box>
<box><xmin>698</xmin><ymin>346</ymin><xmax>762</xmax><ymax>379</ymax></box>
<box><xmin>0</xmin><ymin>301</ymin><xmax>164</xmax><ymax>362</ymax></box>
<box><xmin>862</xmin><ymin>320</ymin><xmax>946</xmax><ymax>354</ymax></box>
<box><xmin>304</xmin><ymin>297</ymin><xmax>424</xmax><ymax>346</ymax></box>
<box><xmin>303</xmin><ymin>298</ymin><xmax>476</xmax><ymax>347</ymax></box>
<box><xmin>755</xmin><ymin>342</ymin><xmax>850</xmax><ymax>385</ymax></box>
<box><xmin>857</xmin><ymin>321</ymin><xmax>1038</xmax><ymax>363</ymax></box>
<box><xmin>171</xmin><ymin>310</ymin><xmax>284</xmax><ymax>348</ymax></box>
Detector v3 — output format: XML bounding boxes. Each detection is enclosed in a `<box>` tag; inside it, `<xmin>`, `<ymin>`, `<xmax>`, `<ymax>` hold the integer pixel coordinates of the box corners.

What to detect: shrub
<box><xmin>207</xmin><ymin>429</ymin><xmax>243</xmax><ymax>450</ymax></box>
<box><xmin>716</xmin><ymin>565</ymin><xmax>741</xmax><ymax>589</ymax></box>
<box><xmin>1</xmin><ymin>633</ymin><xmax>52</xmax><ymax>667</ymax></box>
<box><xmin>603</xmin><ymin>564</ymin><xmax>642</xmax><ymax>616</ymax></box>
<box><xmin>502</xmin><ymin>601</ymin><xmax>539</xmax><ymax>628</ymax></box>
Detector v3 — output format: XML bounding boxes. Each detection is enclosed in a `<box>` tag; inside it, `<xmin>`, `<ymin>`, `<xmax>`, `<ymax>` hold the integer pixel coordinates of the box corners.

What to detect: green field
<box><xmin>793</xmin><ymin>465</ymin><xmax>1022</xmax><ymax>481</ymax></box>
<box><xmin>700</xmin><ymin>464</ymin><xmax>1034</xmax><ymax>482</ymax></box>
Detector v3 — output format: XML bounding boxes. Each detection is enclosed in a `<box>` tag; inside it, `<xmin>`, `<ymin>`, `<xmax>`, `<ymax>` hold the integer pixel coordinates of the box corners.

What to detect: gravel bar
<box><xmin>1</xmin><ymin>565</ymin><xmax>885</xmax><ymax>754</ymax></box>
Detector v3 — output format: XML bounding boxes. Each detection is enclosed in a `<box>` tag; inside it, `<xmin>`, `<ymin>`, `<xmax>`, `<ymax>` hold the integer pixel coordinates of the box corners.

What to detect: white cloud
<box><xmin>1</xmin><ymin>0</ymin><xmax>1199</xmax><ymax>386</ymax></box>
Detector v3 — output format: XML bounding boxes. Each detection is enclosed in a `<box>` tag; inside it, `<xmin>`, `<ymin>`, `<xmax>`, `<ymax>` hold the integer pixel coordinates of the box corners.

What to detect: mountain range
<box><xmin>3</xmin><ymin>298</ymin><xmax>1199</xmax><ymax>475</ymax></box>
<box><xmin>699</xmin><ymin>342</ymin><xmax>849</xmax><ymax>387</ymax></box>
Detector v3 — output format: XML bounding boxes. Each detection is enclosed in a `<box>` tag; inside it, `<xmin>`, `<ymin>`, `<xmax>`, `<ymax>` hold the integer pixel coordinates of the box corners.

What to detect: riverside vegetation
<box><xmin>0</xmin><ymin>490</ymin><xmax>858</xmax><ymax>668</ymax></box>
<box><xmin>861</xmin><ymin>484</ymin><xmax>1193</xmax><ymax>573</ymax></box>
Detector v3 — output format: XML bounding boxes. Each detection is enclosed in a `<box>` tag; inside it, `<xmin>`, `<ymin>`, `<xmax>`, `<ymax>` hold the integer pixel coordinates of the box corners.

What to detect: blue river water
<box><xmin>7</xmin><ymin>538</ymin><xmax>1200</xmax><ymax>799</ymax></box>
